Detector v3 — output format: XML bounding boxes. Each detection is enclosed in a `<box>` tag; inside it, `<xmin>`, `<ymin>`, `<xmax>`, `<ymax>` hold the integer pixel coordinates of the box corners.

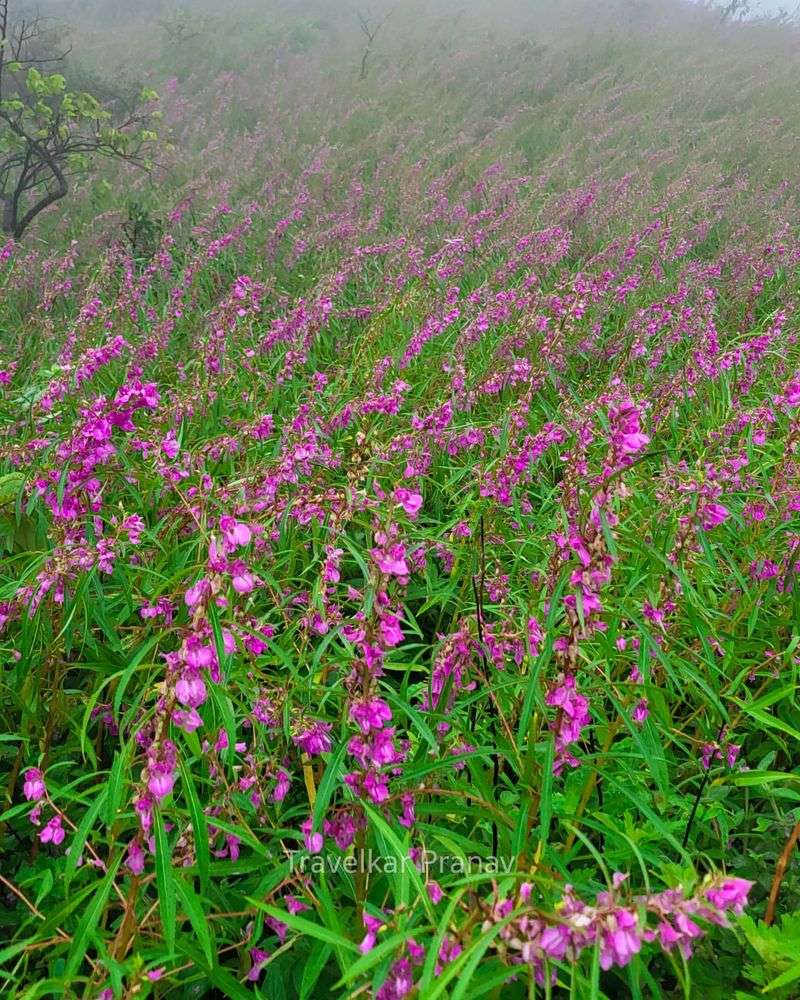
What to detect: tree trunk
<box><xmin>1</xmin><ymin>196</ymin><xmax>15</xmax><ymax>237</ymax></box>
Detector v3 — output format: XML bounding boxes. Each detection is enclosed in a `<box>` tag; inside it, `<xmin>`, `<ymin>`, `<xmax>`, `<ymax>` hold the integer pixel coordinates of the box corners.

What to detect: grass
<box><xmin>1</xmin><ymin>1</ymin><xmax>800</xmax><ymax>998</ymax></box>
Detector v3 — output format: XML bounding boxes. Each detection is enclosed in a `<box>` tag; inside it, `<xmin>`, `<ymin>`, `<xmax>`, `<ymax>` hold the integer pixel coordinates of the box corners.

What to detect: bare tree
<box><xmin>0</xmin><ymin>0</ymin><xmax>157</xmax><ymax>239</ymax></box>
<box><xmin>157</xmin><ymin>6</ymin><xmax>202</xmax><ymax>47</ymax></box>
<box><xmin>717</xmin><ymin>0</ymin><xmax>752</xmax><ymax>22</ymax></box>
<box><xmin>357</xmin><ymin>7</ymin><xmax>392</xmax><ymax>82</ymax></box>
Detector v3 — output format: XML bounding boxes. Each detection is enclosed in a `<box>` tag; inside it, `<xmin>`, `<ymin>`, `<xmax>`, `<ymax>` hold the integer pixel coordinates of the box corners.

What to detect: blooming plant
<box><xmin>2</xmin><ymin>1</ymin><xmax>800</xmax><ymax>998</ymax></box>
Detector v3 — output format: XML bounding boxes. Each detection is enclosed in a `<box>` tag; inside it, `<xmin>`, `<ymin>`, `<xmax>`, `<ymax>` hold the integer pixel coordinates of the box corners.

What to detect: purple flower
<box><xmin>23</xmin><ymin>768</ymin><xmax>45</xmax><ymax>802</ymax></box>
<box><xmin>705</xmin><ymin>877</ymin><xmax>753</xmax><ymax>915</ymax></box>
<box><xmin>293</xmin><ymin>720</ymin><xmax>333</xmax><ymax>756</ymax></box>
<box><xmin>427</xmin><ymin>881</ymin><xmax>444</xmax><ymax>904</ymax></box>
<box><xmin>726</xmin><ymin>744</ymin><xmax>740</xmax><ymax>768</ymax></box>
<box><xmin>126</xmin><ymin>839</ymin><xmax>146</xmax><ymax>875</ymax></box>
<box><xmin>350</xmin><ymin>697</ymin><xmax>392</xmax><ymax>734</ymax></box>
<box><xmin>247</xmin><ymin>948</ymin><xmax>270</xmax><ymax>982</ymax></box>
<box><xmin>301</xmin><ymin>816</ymin><xmax>323</xmax><ymax>854</ymax></box>
<box><xmin>699</xmin><ymin>502</ymin><xmax>729</xmax><ymax>530</ymax></box>
<box><xmin>40</xmin><ymin>815</ymin><xmax>65</xmax><ymax>846</ymax></box>
<box><xmin>175</xmin><ymin>671</ymin><xmax>207</xmax><ymax>708</ymax></box>
<box><xmin>147</xmin><ymin>765</ymin><xmax>175</xmax><ymax>802</ymax></box>
<box><xmin>220</xmin><ymin>516</ymin><xmax>252</xmax><ymax>550</ymax></box>
<box><xmin>231</xmin><ymin>561</ymin><xmax>256</xmax><ymax>594</ymax></box>
<box><xmin>600</xmin><ymin>908</ymin><xmax>641</xmax><ymax>969</ymax></box>
<box><xmin>394</xmin><ymin>488</ymin><xmax>423</xmax><ymax>519</ymax></box>
<box><xmin>359</xmin><ymin>912</ymin><xmax>384</xmax><ymax>954</ymax></box>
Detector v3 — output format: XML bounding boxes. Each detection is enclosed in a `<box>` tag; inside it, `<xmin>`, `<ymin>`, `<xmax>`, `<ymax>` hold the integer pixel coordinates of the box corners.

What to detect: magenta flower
<box><xmin>394</xmin><ymin>488</ymin><xmax>423</xmax><ymax>519</ymax></box>
<box><xmin>126</xmin><ymin>839</ymin><xmax>145</xmax><ymax>875</ymax></box>
<box><xmin>175</xmin><ymin>671</ymin><xmax>207</xmax><ymax>708</ymax></box>
<box><xmin>272</xmin><ymin>768</ymin><xmax>291</xmax><ymax>803</ymax></box>
<box><xmin>172</xmin><ymin>707</ymin><xmax>203</xmax><ymax>733</ymax></box>
<box><xmin>427</xmin><ymin>881</ymin><xmax>444</xmax><ymax>904</ymax></box>
<box><xmin>599</xmin><ymin>908</ymin><xmax>641</xmax><ymax>969</ymax></box>
<box><xmin>359</xmin><ymin>912</ymin><xmax>384</xmax><ymax>954</ymax></box>
<box><xmin>286</xmin><ymin>894</ymin><xmax>309</xmax><ymax>915</ymax></box>
<box><xmin>699</xmin><ymin>502</ymin><xmax>729</xmax><ymax>530</ymax></box>
<box><xmin>379</xmin><ymin>613</ymin><xmax>404</xmax><ymax>647</ymax></box>
<box><xmin>301</xmin><ymin>816</ymin><xmax>323</xmax><ymax>854</ymax></box>
<box><xmin>399</xmin><ymin>792</ymin><xmax>416</xmax><ymax>828</ymax></box>
<box><xmin>247</xmin><ymin>948</ymin><xmax>270</xmax><ymax>982</ymax></box>
<box><xmin>161</xmin><ymin>431</ymin><xmax>179</xmax><ymax>460</ymax></box>
<box><xmin>23</xmin><ymin>768</ymin><xmax>45</xmax><ymax>802</ymax></box>
<box><xmin>220</xmin><ymin>516</ymin><xmax>252</xmax><ymax>550</ymax></box>
<box><xmin>230</xmin><ymin>560</ymin><xmax>256</xmax><ymax>594</ymax></box>
<box><xmin>372</xmin><ymin>543</ymin><xmax>410</xmax><ymax>577</ymax></box>
<box><xmin>147</xmin><ymin>766</ymin><xmax>175</xmax><ymax>802</ymax></box>
<box><xmin>293</xmin><ymin>720</ymin><xmax>333</xmax><ymax>755</ymax></box>
<box><xmin>39</xmin><ymin>815</ymin><xmax>65</xmax><ymax>846</ymax></box>
<box><xmin>705</xmin><ymin>877</ymin><xmax>753</xmax><ymax>915</ymax></box>
<box><xmin>350</xmin><ymin>697</ymin><xmax>392</xmax><ymax>734</ymax></box>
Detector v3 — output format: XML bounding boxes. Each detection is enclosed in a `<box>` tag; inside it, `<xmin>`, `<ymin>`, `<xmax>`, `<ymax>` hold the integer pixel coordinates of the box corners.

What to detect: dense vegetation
<box><xmin>2</xmin><ymin>2</ymin><xmax>800</xmax><ymax>997</ymax></box>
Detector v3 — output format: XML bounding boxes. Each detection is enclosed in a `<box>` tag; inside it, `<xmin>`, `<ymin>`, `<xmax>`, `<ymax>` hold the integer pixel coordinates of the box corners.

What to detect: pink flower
<box><xmin>301</xmin><ymin>816</ymin><xmax>323</xmax><ymax>854</ymax></box>
<box><xmin>273</xmin><ymin>769</ymin><xmax>291</xmax><ymax>802</ymax></box>
<box><xmin>185</xmin><ymin>578</ymin><xmax>210</xmax><ymax>609</ymax></box>
<box><xmin>699</xmin><ymin>503</ymin><xmax>729</xmax><ymax>530</ymax></box>
<box><xmin>600</xmin><ymin>909</ymin><xmax>641</xmax><ymax>969</ymax></box>
<box><xmin>394</xmin><ymin>488</ymin><xmax>423</xmax><ymax>519</ymax></box>
<box><xmin>379</xmin><ymin>613</ymin><xmax>404</xmax><ymax>647</ymax></box>
<box><xmin>40</xmin><ymin>815</ymin><xmax>65</xmax><ymax>846</ymax></box>
<box><xmin>362</xmin><ymin>770</ymin><xmax>390</xmax><ymax>803</ymax></box>
<box><xmin>175</xmin><ymin>672</ymin><xmax>207</xmax><ymax>708</ymax></box>
<box><xmin>705</xmin><ymin>877</ymin><xmax>753</xmax><ymax>915</ymax></box>
<box><xmin>230</xmin><ymin>561</ymin><xmax>256</xmax><ymax>594</ymax></box>
<box><xmin>184</xmin><ymin>639</ymin><xmax>214</xmax><ymax>670</ymax></box>
<box><xmin>172</xmin><ymin>707</ymin><xmax>203</xmax><ymax>733</ymax></box>
<box><xmin>247</xmin><ymin>949</ymin><xmax>270</xmax><ymax>982</ymax></box>
<box><xmin>372</xmin><ymin>543</ymin><xmax>410</xmax><ymax>577</ymax></box>
<box><xmin>359</xmin><ymin>913</ymin><xmax>384</xmax><ymax>954</ymax></box>
<box><xmin>23</xmin><ymin>768</ymin><xmax>45</xmax><ymax>801</ymax></box>
<box><xmin>161</xmin><ymin>431</ymin><xmax>180</xmax><ymax>460</ymax></box>
<box><xmin>293</xmin><ymin>720</ymin><xmax>333</xmax><ymax>755</ymax></box>
<box><xmin>427</xmin><ymin>881</ymin><xmax>444</xmax><ymax>904</ymax></box>
<box><xmin>220</xmin><ymin>516</ymin><xmax>252</xmax><ymax>550</ymax></box>
<box><xmin>147</xmin><ymin>766</ymin><xmax>175</xmax><ymax>802</ymax></box>
<box><xmin>126</xmin><ymin>840</ymin><xmax>146</xmax><ymax>875</ymax></box>
<box><xmin>351</xmin><ymin>697</ymin><xmax>392</xmax><ymax>734</ymax></box>
<box><xmin>527</xmin><ymin>616</ymin><xmax>544</xmax><ymax>656</ymax></box>
<box><xmin>399</xmin><ymin>792</ymin><xmax>416</xmax><ymax>828</ymax></box>
<box><xmin>620</xmin><ymin>431</ymin><xmax>650</xmax><ymax>454</ymax></box>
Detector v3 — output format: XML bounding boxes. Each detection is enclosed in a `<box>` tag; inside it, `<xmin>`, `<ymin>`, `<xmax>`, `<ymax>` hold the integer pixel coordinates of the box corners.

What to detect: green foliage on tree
<box><xmin>0</xmin><ymin>0</ymin><xmax>158</xmax><ymax>239</ymax></box>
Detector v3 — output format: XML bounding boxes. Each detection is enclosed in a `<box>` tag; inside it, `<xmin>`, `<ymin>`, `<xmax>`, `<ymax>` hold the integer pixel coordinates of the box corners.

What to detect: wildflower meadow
<box><xmin>1</xmin><ymin>1</ymin><xmax>800</xmax><ymax>997</ymax></box>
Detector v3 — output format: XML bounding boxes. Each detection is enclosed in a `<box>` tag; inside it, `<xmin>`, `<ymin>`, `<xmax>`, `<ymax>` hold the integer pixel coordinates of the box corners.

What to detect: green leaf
<box><xmin>179</xmin><ymin>756</ymin><xmax>210</xmax><ymax>895</ymax></box>
<box><xmin>175</xmin><ymin>876</ymin><xmax>214</xmax><ymax>966</ymax></box>
<box><xmin>247</xmin><ymin>901</ymin><xmax>360</xmax><ymax>953</ymax></box>
<box><xmin>64</xmin><ymin>856</ymin><xmax>121</xmax><ymax>981</ymax></box>
<box><xmin>154</xmin><ymin>808</ymin><xmax>176</xmax><ymax>955</ymax></box>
